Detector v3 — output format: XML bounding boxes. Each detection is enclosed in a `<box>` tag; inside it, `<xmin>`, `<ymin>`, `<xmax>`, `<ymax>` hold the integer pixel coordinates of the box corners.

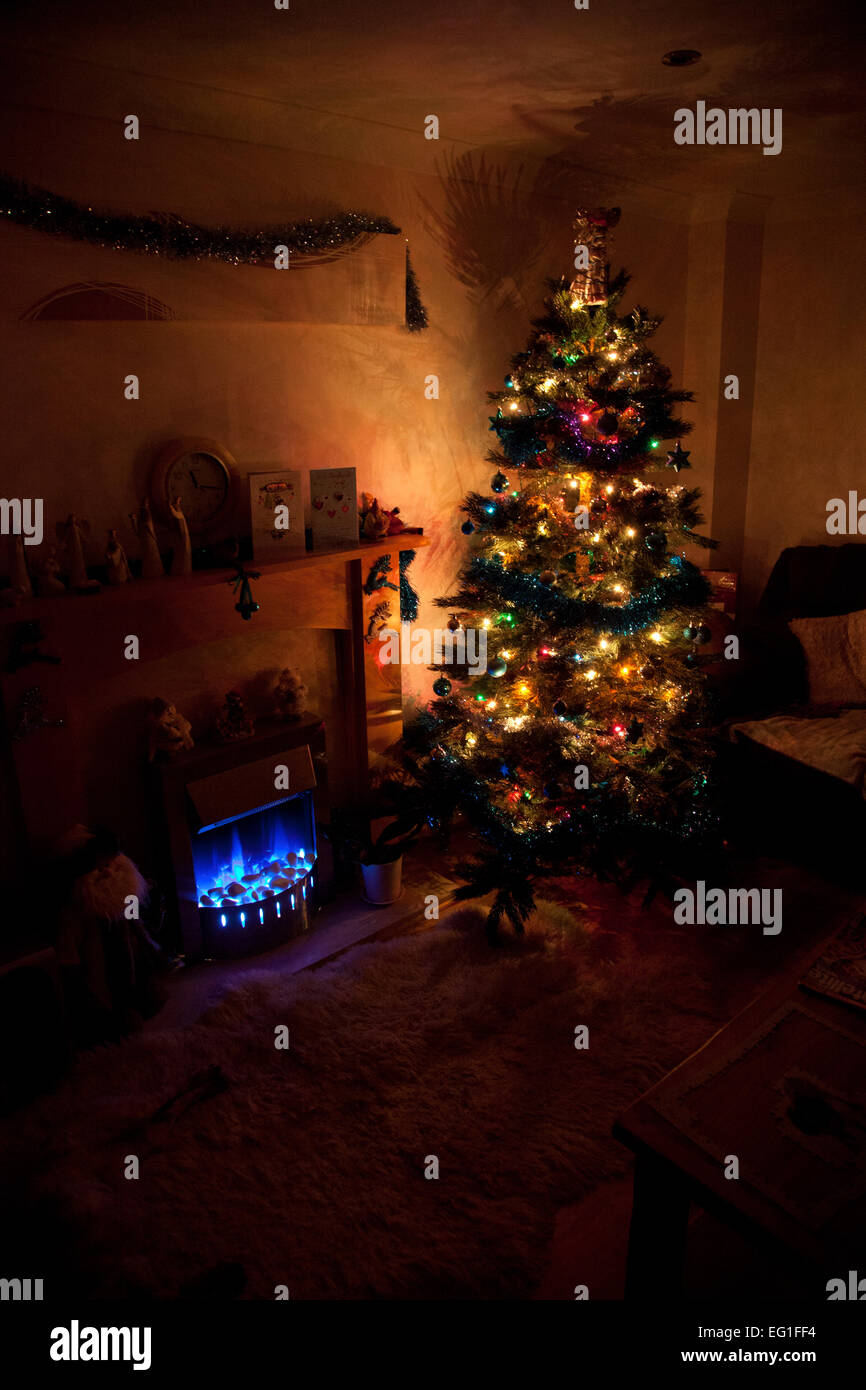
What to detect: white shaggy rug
<box><xmin>1</xmin><ymin>901</ymin><xmax>717</xmax><ymax>1299</ymax></box>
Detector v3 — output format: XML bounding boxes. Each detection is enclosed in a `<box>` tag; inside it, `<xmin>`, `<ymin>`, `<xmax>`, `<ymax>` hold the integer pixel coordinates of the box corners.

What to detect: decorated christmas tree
<box><xmin>404</xmin><ymin>209</ymin><xmax>719</xmax><ymax>937</ymax></box>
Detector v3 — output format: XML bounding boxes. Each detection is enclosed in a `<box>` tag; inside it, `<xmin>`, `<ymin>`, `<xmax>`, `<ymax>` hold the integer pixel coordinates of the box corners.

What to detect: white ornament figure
<box><xmin>274</xmin><ymin>667</ymin><xmax>307</xmax><ymax>721</ymax></box>
<box><xmin>146</xmin><ymin>697</ymin><xmax>194</xmax><ymax>762</ymax></box>
<box><xmin>105</xmin><ymin>529</ymin><xmax>131</xmax><ymax>585</ymax></box>
<box><xmin>58</xmin><ymin>514</ymin><xmax>100</xmax><ymax>592</ymax></box>
<box><xmin>169</xmin><ymin>495</ymin><xmax>192</xmax><ymax>576</ymax></box>
<box><xmin>129</xmin><ymin>499</ymin><xmax>165</xmax><ymax>579</ymax></box>
<box><xmin>33</xmin><ymin>545</ymin><xmax>66</xmax><ymax>597</ymax></box>
<box><xmin>9</xmin><ymin>534</ymin><xmax>33</xmax><ymax>599</ymax></box>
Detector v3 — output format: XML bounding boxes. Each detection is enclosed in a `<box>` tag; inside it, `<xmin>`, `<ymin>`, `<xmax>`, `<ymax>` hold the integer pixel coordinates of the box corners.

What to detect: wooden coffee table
<box><xmin>613</xmin><ymin>924</ymin><xmax>866</xmax><ymax>1297</ymax></box>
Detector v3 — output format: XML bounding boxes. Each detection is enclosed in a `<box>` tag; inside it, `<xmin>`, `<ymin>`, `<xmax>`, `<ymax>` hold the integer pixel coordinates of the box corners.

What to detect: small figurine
<box><xmin>105</xmin><ymin>529</ymin><xmax>131</xmax><ymax>585</ymax></box>
<box><xmin>146</xmin><ymin>697</ymin><xmax>194</xmax><ymax>762</ymax></box>
<box><xmin>129</xmin><ymin>500</ymin><xmax>165</xmax><ymax>579</ymax></box>
<box><xmin>360</xmin><ymin>497</ymin><xmax>390</xmax><ymax>540</ymax></box>
<box><xmin>274</xmin><ymin>667</ymin><xmax>306</xmax><ymax>721</ymax></box>
<box><xmin>215</xmin><ymin>690</ymin><xmax>255</xmax><ymax>743</ymax></box>
<box><xmin>8</xmin><ymin>535</ymin><xmax>33</xmax><ymax>600</ymax></box>
<box><xmin>33</xmin><ymin>546</ymin><xmax>66</xmax><ymax>597</ymax></box>
<box><xmin>169</xmin><ymin>496</ymin><xmax>192</xmax><ymax>576</ymax></box>
<box><xmin>359</xmin><ymin>493</ymin><xmax>417</xmax><ymax>539</ymax></box>
<box><xmin>57</xmin><ymin>515</ymin><xmax>100</xmax><ymax>592</ymax></box>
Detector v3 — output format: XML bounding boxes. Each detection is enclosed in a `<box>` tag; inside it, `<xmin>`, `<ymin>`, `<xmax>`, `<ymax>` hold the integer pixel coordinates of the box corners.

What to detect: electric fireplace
<box><xmin>155</xmin><ymin>715</ymin><xmax>331</xmax><ymax>961</ymax></box>
<box><xmin>192</xmin><ymin>790</ymin><xmax>317</xmax><ymax>959</ymax></box>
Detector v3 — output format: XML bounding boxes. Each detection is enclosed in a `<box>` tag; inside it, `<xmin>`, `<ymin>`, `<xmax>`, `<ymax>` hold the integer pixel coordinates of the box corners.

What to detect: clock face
<box><xmin>165</xmin><ymin>452</ymin><xmax>230</xmax><ymax>527</ymax></box>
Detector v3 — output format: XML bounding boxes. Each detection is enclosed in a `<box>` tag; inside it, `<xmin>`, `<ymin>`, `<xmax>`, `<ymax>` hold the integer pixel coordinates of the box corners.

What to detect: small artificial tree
<box><xmin>403</xmin><ymin>209</ymin><xmax>720</xmax><ymax>937</ymax></box>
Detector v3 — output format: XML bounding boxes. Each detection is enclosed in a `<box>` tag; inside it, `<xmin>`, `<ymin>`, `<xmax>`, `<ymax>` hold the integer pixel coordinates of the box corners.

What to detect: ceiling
<box><xmin>2</xmin><ymin>0</ymin><xmax>864</xmax><ymax>200</ymax></box>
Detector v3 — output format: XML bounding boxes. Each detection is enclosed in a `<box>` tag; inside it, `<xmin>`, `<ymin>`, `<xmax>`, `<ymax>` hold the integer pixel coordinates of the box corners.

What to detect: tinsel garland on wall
<box><xmin>0</xmin><ymin>174</ymin><xmax>428</xmax><ymax>327</ymax></box>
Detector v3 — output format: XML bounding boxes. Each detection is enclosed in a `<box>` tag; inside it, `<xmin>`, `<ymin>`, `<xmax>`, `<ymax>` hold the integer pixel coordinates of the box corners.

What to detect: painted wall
<box><xmin>0</xmin><ymin>72</ymin><xmax>692</xmax><ymax>879</ymax></box>
<box><xmin>741</xmin><ymin>192</ymin><xmax>866</xmax><ymax>614</ymax></box>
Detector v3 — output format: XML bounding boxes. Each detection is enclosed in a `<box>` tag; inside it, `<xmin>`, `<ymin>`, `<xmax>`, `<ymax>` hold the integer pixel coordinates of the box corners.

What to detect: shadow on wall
<box><xmin>416</xmin><ymin>144</ymin><xmax>647</xmax><ymax>324</ymax></box>
<box><xmin>418</xmin><ymin>153</ymin><xmax>553</xmax><ymax>313</ymax></box>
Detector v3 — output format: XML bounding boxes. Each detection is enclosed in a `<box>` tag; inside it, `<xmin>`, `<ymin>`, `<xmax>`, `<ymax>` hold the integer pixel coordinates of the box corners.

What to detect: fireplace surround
<box><xmin>0</xmin><ymin>535</ymin><xmax>428</xmax><ymax>943</ymax></box>
<box><xmin>155</xmin><ymin>714</ymin><xmax>331</xmax><ymax>960</ymax></box>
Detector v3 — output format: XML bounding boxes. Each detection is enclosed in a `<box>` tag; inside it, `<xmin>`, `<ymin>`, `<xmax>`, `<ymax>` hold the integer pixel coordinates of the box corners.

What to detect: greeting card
<box><xmin>310</xmin><ymin>467</ymin><xmax>358</xmax><ymax>548</ymax></box>
<box><xmin>249</xmin><ymin>470</ymin><xmax>305</xmax><ymax>562</ymax></box>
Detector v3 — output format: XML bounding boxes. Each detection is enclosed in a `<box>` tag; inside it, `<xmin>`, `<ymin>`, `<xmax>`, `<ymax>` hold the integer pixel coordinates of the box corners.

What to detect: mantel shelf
<box><xmin>1</xmin><ymin>532</ymin><xmax>428</xmax><ymax>627</ymax></box>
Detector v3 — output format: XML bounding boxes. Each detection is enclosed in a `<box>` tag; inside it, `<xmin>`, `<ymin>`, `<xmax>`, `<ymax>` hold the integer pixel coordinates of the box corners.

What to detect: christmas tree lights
<box><xmin>401</xmin><ymin>211</ymin><xmax>719</xmax><ymax>938</ymax></box>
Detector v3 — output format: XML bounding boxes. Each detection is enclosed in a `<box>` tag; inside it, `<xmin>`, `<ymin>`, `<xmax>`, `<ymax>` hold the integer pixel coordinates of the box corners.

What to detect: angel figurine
<box><xmin>169</xmin><ymin>496</ymin><xmax>192</xmax><ymax>576</ymax></box>
<box><xmin>129</xmin><ymin>499</ymin><xmax>165</xmax><ymax>579</ymax></box>
<box><xmin>105</xmin><ymin>529</ymin><xmax>131</xmax><ymax>585</ymax></box>
<box><xmin>146</xmin><ymin>697</ymin><xmax>194</xmax><ymax>762</ymax></box>
<box><xmin>57</xmin><ymin>515</ymin><xmax>100</xmax><ymax>592</ymax></box>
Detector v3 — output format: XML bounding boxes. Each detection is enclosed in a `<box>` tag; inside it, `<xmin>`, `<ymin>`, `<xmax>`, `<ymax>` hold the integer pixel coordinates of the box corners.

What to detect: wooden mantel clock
<box><xmin>149</xmin><ymin>437</ymin><xmax>242</xmax><ymax>539</ymax></box>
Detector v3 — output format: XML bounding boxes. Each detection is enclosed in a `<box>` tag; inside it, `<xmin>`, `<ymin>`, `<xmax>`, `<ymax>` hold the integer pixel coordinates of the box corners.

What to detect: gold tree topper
<box><xmin>570</xmin><ymin>207</ymin><xmax>621</xmax><ymax>306</ymax></box>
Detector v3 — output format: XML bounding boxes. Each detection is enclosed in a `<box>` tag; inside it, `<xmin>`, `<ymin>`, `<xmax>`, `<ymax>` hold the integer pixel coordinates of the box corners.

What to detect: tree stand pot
<box><xmin>361</xmin><ymin>856</ymin><xmax>403</xmax><ymax>906</ymax></box>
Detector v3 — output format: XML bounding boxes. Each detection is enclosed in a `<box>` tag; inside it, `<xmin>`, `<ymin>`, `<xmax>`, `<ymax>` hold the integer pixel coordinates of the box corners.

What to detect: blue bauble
<box><xmin>491</xmin><ymin>471</ymin><xmax>508</xmax><ymax>493</ymax></box>
<box><xmin>505</xmin><ymin>376</ymin><xmax>514</xmax><ymax>388</ymax></box>
<box><xmin>432</xmin><ymin>677</ymin><xmax>452</xmax><ymax>697</ymax></box>
<box><xmin>487</xmin><ymin>658</ymin><xmax>507</xmax><ymax>678</ymax></box>
<box><xmin>461</xmin><ymin>520</ymin><xmax>475</xmax><ymax>535</ymax></box>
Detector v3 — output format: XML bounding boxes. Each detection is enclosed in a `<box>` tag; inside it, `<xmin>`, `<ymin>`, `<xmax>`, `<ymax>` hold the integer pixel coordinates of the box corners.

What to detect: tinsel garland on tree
<box><xmin>0</xmin><ymin>174</ymin><xmax>429</xmax><ymax>327</ymax></box>
<box><xmin>441</xmin><ymin>553</ymin><xmax>709</xmax><ymax>636</ymax></box>
<box><xmin>394</xmin><ymin>214</ymin><xmax>721</xmax><ymax>939</ymax></box>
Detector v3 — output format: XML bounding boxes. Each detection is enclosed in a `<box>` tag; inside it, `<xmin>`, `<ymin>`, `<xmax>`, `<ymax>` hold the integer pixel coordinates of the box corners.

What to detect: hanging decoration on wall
<box><xmin>0</xmin><ymin>174</ymin><xmax>429</xmax><ymax>329</ymax></box>
<box><xmin>362</xmin><ymin>551</ymin><xmax>420</xmax><ymax>623</ymax></box>
<box><xmin>228</xmin><ymin>562</ymin><xmax>261</xmax><ymax>621</ymax></box>
<box><xmin>405</xmin><ymin>245</ymin><xmax>428</xmax><ymax>332</ymax></box>
<box><xmin>399</xmin><ymin>551</ymin><xmax>420</xmax><ymax>623</ymax></box>
<box><xmin>364</xmin><ymin>599</ymin><xmax>392</xmax><ymax>643</ymax></box>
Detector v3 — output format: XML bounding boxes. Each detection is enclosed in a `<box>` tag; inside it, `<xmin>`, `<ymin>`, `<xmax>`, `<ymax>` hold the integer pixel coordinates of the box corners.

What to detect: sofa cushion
<box><xmin>789</xmin><ymin>610</ymin><xmax>866</xmax><ymax>705</ymax></box>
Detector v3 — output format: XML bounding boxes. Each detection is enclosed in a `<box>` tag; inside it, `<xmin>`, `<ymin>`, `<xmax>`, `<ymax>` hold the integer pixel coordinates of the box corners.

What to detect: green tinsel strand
<box><xmin>399</xmin><ymin>550</ymin><xmax>419</xmax><ymax>621</ymax></box>
<box><xmin>405</xmin><ymin>247</ymin><xmax>429</xmax><ymax>331</ymax></box>
<box><xmin>363</xmin><ymin>555</ymin><xmax>397</xmax><ymax>596</ymax></box>
<box><xmin>0</xmin><ymin>173</ymin><xmax>400</xmax><ymax>264</ymax></box>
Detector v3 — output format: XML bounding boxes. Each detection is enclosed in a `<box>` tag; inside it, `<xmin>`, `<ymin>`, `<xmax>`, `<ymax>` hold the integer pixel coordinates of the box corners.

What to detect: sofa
<box><xmin>721</xmin><ymin>543</ymin><xmax>866</xmax><ymax>879</ymax></box>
